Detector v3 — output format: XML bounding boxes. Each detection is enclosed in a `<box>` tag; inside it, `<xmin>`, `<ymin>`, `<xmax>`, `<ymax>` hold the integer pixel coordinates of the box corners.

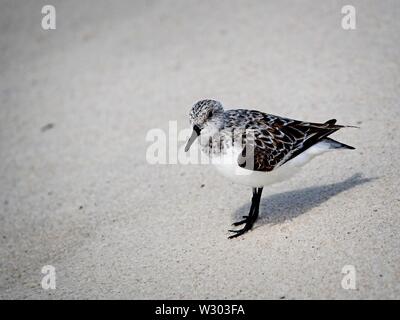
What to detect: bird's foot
<box><xmin>231</xmin><ymin>215</ymin><xmax>250</xmax><ymax>226</ymax></box>
<box><xmin>228</xmin><ymin>217</ymin><xmax>255</xmax><ymax>239</ymax></box>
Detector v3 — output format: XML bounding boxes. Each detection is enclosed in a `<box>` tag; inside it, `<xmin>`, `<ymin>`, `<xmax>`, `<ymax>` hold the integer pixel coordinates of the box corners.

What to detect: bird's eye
<box><xmin>208</xmin><ymin>110</ymin><xmax>213</xmax><ymax>118</ymax></box>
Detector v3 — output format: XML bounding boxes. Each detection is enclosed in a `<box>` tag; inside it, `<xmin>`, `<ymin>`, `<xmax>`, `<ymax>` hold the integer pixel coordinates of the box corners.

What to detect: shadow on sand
<box><xmin>233</xmin><ymin>173</ymin><xmax>376</xmax><ymax>226</ymax></box>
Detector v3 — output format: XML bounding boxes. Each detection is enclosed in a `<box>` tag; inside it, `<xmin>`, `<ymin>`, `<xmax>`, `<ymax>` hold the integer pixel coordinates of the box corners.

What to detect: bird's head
<box><xmin>185</xmin><ymin>99</ymin><xmax>225</xmax><ymax>152</ymax></box>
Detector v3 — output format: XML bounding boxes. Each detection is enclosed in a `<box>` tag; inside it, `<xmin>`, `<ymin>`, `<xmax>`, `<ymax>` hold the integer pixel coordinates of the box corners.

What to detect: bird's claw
<box><xmin>228</xmin><ymin>221</ymin><xmax>254</xmax><ymax>239</ymax></box>
<box><xmin>231</xmin><ymin>215</ymin><xmax>249</xmax><ymax>226</ymax></box>
<box><xmin>228</xmin><ymin>228</ymin><xmax>249</xmax><ymax>239</ymax></box>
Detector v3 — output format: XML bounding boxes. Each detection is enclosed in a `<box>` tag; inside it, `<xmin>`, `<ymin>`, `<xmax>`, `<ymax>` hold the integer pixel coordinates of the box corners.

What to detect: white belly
<box><xmin>207</xmin><ymin>142</ymin><xmax>332</xmax><ymax>188</ymax></box>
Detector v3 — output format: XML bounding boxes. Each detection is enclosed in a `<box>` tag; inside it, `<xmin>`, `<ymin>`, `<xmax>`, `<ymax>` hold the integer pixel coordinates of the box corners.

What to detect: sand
<box><xmin>0</xmin><ymin>0</ymin><xmax>399</xmax><ymax>299</ymax></box>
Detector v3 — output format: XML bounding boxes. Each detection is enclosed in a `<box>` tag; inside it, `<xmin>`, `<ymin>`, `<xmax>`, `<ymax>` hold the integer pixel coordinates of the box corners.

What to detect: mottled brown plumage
<box><xmin>222</xmin><ymin>109</ymin><xmax>349</xmax><ymax>172</ymax></box>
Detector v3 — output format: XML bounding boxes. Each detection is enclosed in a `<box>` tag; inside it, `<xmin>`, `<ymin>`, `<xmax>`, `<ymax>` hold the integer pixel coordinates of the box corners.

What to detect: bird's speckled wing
<box><xmin>223</xmin><ymin>109</ymin><xmax>345</xmax><ymax>172</ymax></box>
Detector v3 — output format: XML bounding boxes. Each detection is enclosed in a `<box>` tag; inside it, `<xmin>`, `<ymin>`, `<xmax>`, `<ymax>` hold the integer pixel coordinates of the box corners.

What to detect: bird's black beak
<box><xmin>184</xmin><ymin>125</ymin><xmax>201</xmax><ymax>152</ymax></box>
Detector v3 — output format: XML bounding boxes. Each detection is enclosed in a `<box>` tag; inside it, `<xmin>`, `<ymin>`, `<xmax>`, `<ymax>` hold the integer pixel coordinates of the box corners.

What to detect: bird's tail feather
<box><xmin>324</xmin><ymin>119</ymin><xmax>360</xmax><ymax>129</ymax></box>
<box><xmin>323</xmin><ymin>137</ymin><xmax>355</xmax><ymax>150</ymax></box>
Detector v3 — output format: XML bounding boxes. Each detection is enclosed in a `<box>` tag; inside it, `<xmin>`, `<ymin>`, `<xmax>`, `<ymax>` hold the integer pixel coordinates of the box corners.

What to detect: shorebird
<box><xmin>185</xmin><ymin>99</ymin><xmax>356</xmax><ymax>239</ymax></box>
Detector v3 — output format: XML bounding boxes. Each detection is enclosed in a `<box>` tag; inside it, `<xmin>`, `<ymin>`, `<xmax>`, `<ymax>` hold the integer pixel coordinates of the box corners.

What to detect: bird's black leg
<box><xmin>231</xmin><ymin>188</ymin><xmax>257</xmax><ymax>227</ymax></box>
<box><xmin>251</xmin><ymin>187</ymin><xmax>263</xmax><ymax>222</ymax></box>
<box><xmin>229</xmin><ymin>187</ymin><xmax>263</xmax><ymax>239</ymax></box>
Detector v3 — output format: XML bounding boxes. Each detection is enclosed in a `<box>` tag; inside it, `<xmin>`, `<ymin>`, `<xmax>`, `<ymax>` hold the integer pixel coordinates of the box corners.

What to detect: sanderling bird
<box><xmin>185</xmin><ymin>99</ymin><xmax>356</xmax><ymax>239</ymax></box>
